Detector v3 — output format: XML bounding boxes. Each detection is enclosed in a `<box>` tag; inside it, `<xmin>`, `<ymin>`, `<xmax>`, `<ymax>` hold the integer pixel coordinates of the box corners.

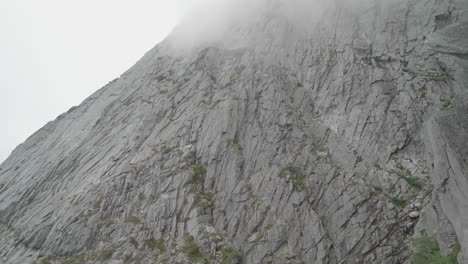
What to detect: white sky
<box><xmin>0</xmin><ymin>0</ymin><xmax>199</xmax><ymax>163</ymax></box>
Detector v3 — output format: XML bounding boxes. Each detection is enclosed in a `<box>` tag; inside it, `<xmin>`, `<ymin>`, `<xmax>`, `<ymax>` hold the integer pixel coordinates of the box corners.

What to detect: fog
<box><xmin>167</xmin><ymin>0</ymin><xmax>340</xmax><ymax>50</ymax></box>
<box><xmin>1</xmin><ymin>0</ymin><xmax>366</xmax><ymax>163</ymax></box>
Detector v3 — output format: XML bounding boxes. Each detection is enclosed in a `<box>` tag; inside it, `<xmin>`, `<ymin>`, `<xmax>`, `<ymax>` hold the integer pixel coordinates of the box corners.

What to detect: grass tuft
<box><xmin>193</xmin><ymin>192</ymin><xmax>215</xmax><ymax>208</ymax></box>
<box><xmin>413</xmin><ymin>235</ymin><xmax>459</xmax><ymax>264</ymax></box>
<box><xmin>442</xmin><ymin>97</ymin><xmax>453</xmax><ymax>109</ymax></box>
<box><xmin>279</xmin><ymin>167</ymin><xmax>306</xmax><ymax>192</ymax></box>
<box><xmin>97</xmin><ymin>220</ymin><xmax>116</xmax><ymax>229</ymax></box>
<box><xmin>191</xmin><ymin>165</ymin><xmax>207</xmax><ymax>185</ymax></box>
<box><xmin>182</xmin><ymin>235</ymin><xmax>205</xmax><ymax>263</ymax></box>
<box><xmin>221</xmin><ymin>246</ymin><xmax>242</xmax><ymax>264</ymax></box>
<box><xmin>385</xmin><ymin>194</ymin><xmax>408</xmax><ymax>208</ymax></box>
<box><xmin>125</xmin><ymin>216</ymin><xmax>141</xmax><ymax>224</ymax></box>
<box><xmin>144</xmin><ymin>238</ymin><xmax>166</xmax><ymax>253</ymax></box>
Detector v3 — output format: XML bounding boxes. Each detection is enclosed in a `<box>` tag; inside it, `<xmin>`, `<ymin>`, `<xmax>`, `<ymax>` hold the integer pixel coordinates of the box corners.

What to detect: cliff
<box><xmin>1</xmin><ymin>0</ymin><xmax>467</xmax><ymax>263</ymax></box>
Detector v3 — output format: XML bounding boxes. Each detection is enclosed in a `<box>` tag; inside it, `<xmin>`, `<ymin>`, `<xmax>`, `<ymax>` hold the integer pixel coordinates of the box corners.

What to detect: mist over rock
<box><xmin>1</xmin><ymin>0</ymin><xmax>467</xmax><ymax>263</ymax></box>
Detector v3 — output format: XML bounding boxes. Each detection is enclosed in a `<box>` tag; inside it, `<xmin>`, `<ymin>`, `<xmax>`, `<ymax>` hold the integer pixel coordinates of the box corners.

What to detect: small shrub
<box><xmin>7</xmin><ymin>226</ymin><xmax>21</xmax><ymax>241</ymax></box>
<box><xmin>182</xmin><ymin>235</ymin><xmax>205</xmax><ymax>262</ymax></box>
<box><xmin>221</xmin><ymin>246</ymin><xmax>242</xmax><ymax>264</ymax></box>
<box><xmin>227</xmin><ymin>137</ymin><xmax>242</xmax><ymax>150</ymax></box>
<box><xmin>13</xmin><ymin>231</ymin><xmax>21</xmax><ymax>241</ymax></box>
<box><xmin>373</xmin><ymin>185</ymin><xmax>383</xmax><ymax>192</ymax></box>
<box><xmin>402</xmin><ymin>68</ymin><xmax>418</xmax><ymax>75</ymax></box>
<box><xmin>227</xmin><ymin>138</ymin><xmax>238</xmax><ymax>146</ymax></box>
<box><xmin>130</xmin><ymin>163</ymin><xmax>143</xmax><ymax>174</ymax></box>
<box><xmin>291</xmin><ymin>174</ymin><xmax>306</xmax><ymax>192</ymax></box>
<box><xmin>413</xmin><ymin>235</ymin><xmax>459</xmax><ymax>264</ymax></box>
<box><xmin>391</xmin><ymin>167</ymin><xmax>423</xmax><ymax>188</ymax></box>
<box><xmin>125</xmin><ymin>216</ymin><xmax>141</xmax><ymax>224</ymax></box>
<box><xmin>39</xmin><ymin>257</ymin><xmax>52</xmax><ymax>264</ymax></box>
<box><xmin>62</xmin><ymin>254</ymin><xmax>86</xmax><ymax>264</ymax></box>
<box><xmin>130</xmin><ymin>237</ymin><xmax>139</xmax><ymax>249</ymax></box>
<box><xmin>430</xmin><ymin>74</ymin><xmax>449</xmax><ymax>81</ymax></box>
<box><xmin>404</xmin><ymin>176</ymin><xmax>423</xmax><ymax>188</ymax></box>
<box><xmin>265</xmin><ymin>224</ymin><xmax>274</xmax><ymax>231</ymax></box>
<box><xmin>97</xmin><ymin>220</ymin><xmax>116</xmax><ymax>229</ymax></box>
<box><xmin>191</xmin><ymin>165</ymin><xmax>207</xmax><ymax>185</ymax></box>
<box><xmin>442</xmin><ymin>97</ymin><xmax>452</xmax><ymax>109</ymax></box>
<box><xmin>139</xmin><ymin>192</ymin><xmax>146</xmax><ymax>201</ymax></box>
<box><xmin>279</xmin><ymin>167</ymin><xmax>306</xmax><ymax>192</ymax></box>
<box><xmin>38</xmin><ymin>250</ymin><xmax>116</xmax><ymax>264</ymax></box>
<box><xmin>370</xmin><ymin>185</ymin><xmax>384</xmax><ymax>197</ymax></box>
<box><xmin>161</xmin><ymin>144</ymin><xmax>179</xmax><ymax>154</ymax></box>
<box><xmin>88</xmin><ymin>250</ymin><xmax>114</xmax><ymax>261</ymax></box>
<box><xmin>193</xmin><ymin>192</ymin><xmax>214</xmax><ymax>208</ymax></box>
<box><xmin>400</xmin><ymin>174</ymin><xmax>423</xmax><ymax>188</ymax></box>
<box><xmin>385</xmin><ymin>195</ymin><xmax>408</xmax><ymax>208</ymax></box>
<box><xmin>97</xmin><ymin>250</ymin><xmax>114</xmax><ymax>261</ymax></box>
<box><xmin>144</xmin><ymin>238</ymin><xmax>166</xmax><ymax>253</ymax></box>
<box><xmin>212</xmin><ymin>235</ymin><xmax>223</xmax><ymax>244</ymax></box>
<box><xmin>94</xmin><ymin>199</ymin><xmax>102</xmax><ymax>210</ymax></box>
<box><xmin>124</xmin><ymin>255</ymin><xmax>132</xmax><ymax>263</ymax></box>
<box><xmin>150</xmin><ymin>146</ymin><xmax>159</xmax><ymax>157</ymax></box>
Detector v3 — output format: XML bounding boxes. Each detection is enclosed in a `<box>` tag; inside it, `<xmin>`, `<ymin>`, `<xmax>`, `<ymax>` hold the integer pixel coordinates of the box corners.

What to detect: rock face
<box><xmin>0</xmin><ymin>0</ymin><xmax>467</xmax><ymax>263</ymax></box>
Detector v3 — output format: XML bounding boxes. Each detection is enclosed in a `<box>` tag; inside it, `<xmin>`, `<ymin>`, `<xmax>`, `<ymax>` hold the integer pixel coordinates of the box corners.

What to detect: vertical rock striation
<box><xmin>0</xmin><ymin>0</ymin><xmax>467</xmax><ymax>263</ymax></box>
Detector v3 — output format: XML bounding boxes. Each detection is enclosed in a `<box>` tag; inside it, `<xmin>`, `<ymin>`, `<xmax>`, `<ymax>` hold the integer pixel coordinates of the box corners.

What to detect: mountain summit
<box><xmin>1</xmin><ymin>0</ymin><xmax>468</xmax><ymax>263</ymax></box>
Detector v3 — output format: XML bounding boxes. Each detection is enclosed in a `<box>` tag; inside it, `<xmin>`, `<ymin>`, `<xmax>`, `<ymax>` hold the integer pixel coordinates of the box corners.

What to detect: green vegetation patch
<box><xmin>182</xmin><ymin>235</ymin><xmax>205</xmax><ymax>263</ymax></box>
<box><xmin>130</xmin><ymin>163</ymin><xmax>143</xmax><ymax>174</ymax></box>
<box><xmin>161</xmin><ymin>144</ymin><xmax>180</xmax><ymax>154</ymax></box>
<box><xmin>191</xmin><ymin>165</ymin><xmax>207</xmax><ymax>185</ymax></box>
<box><xmin>370</xmin><ymin>185</ymin><xmax>384</xmax><ymax>198</ymax></box>
<box><xmin>403</xmin><ymin>176</ymin><xmax>424</xmax><ymax>188</ymax></box>
<box><xmin>60</xmin><ymin>254</ymin><xmax>86</xmax><ymax>264</ymax></box>
<box><xmin>385</xmin><ymin>194</ymin><xmax>408</xmax><ymax>208</ymax></box>
<box><xmin>442</xmin><ymin>97</ymin><xmax>453</xmax><ymax>109</ymax></box>
<box><xmin>279</xmin><ymin>166</ymin><xmax>306</xmax><ymax>192</ymax></box>
<box><xmin>401</xmin><ymin>69</ymin><xmax>450</xmax><ymax>82</ymax></box>
<box><xmin>39</xmin><ymin>257</ymin><xmax>53</xmax><ymax>264</ymax></box>
<box><xmin>89</xmin><ymin>249</ymin><xmax>114</xmax><ymax>261</ymax></box>
<box><xmin>97</xmin><ymin>220</ymin><xmax>116</xmax><ymax>229</ymax></box>
<box><xmin>413</xmin><ymin>235</ymin><xmax>459</xmax><ymax>264</ymax></box>
<box><xmin>193</xmin><ymin>192</ymin><xmax>215</xmax><ymax>209</ymax></box>
<box><xmin>372</xmin><ymin>185</ymin><xmax>383</xmax><ymax>193</ymax></box>
<box><xmin>130</xmin><ymin>237</ymin><xmax>139</xmax><ymax>249</ymax></box>
<box><xmin>125</xmin><ymin>216</ymin><xmax>141</xmax><ymax>224</ymax></box>
<box><xmin>7</xmin><ymin>225</ymin><xmax>21</xmax><ymax>241</ymax></box>
<box><xmin>430</xmin><ymin>74</ymin><xmax>449</xmax><ymax>81</ymax></box>
<box><xmin>399</xmin><ymin>174</ymin><xmax>422</xmax><ymax>188</ymax></box>
<box><xmin>144</xmin><ymin>238</ymin><xmax>166</xmax><ymax>253</ymax></box>
<box><xmin>221</xmin><ymin>246</ymin><xmax>242</xmax><ymax>264</ymax></box>
<box><xmin>227</xmin><ymin>137</ymin><xmax>242</xmax><ymax>150</ymax></box>
<box><xmin>391</xmin><ymin>168</ymin><xmax>423</xmax><ymax>189</ymax></box>
<box><xmin>124</xmin><ymin>255</ymin><xmax>132</xmax><ymax>263</ymax></box>
<box><xmin>40</xmin><ymin>249</ymin><xmax>115</xmax><ymax>264</ymax></box>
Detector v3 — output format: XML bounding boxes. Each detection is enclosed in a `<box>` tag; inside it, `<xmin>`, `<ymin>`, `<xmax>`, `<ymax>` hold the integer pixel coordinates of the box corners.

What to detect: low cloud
<box><xmin>166</xmin><ymin>0</ymin><xmax>341</xmax><ymax>50</ymax></box>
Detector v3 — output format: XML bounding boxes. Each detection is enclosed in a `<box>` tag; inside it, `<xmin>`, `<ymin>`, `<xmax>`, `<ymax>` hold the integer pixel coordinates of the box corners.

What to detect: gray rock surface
<box><xmin>0</xmin><ymin>0</ymin><xmax>467</xmax><ymax>263</ymax></box>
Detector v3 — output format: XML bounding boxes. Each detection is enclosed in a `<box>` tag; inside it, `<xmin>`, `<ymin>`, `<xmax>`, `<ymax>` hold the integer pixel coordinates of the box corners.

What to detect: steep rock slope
<box><xmin>0</xmin><ymin>0</ymin><xmax>467</xmax><ymax>263</ymax></box>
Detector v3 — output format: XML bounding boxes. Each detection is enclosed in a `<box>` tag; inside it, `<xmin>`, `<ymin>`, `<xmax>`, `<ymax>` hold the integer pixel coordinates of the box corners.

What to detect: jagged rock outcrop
<box><xmin>0</xmin><ymin>0</ymin><xmax>467</xmax><ymax>263</ymax></box>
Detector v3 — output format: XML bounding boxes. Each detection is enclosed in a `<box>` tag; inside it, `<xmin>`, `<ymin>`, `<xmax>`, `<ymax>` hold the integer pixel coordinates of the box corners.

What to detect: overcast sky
<box><xmin>0</xmin><ymin>0</ymin><xmax>200</xmax><ymax>163</ymax></box>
